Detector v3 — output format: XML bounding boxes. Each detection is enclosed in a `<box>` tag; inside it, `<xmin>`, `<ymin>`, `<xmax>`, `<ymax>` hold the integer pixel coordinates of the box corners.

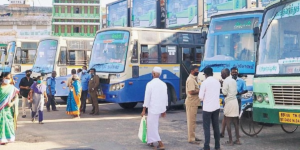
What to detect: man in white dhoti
<box><xmin>141</xmin><ymin>66</ymin><xmax>168</xmax><ymax>150</ymax></box>
<box><xmin>221</xmin><ymin>68</ymin><xmax>240</xmax><ymax>146</ymax></box>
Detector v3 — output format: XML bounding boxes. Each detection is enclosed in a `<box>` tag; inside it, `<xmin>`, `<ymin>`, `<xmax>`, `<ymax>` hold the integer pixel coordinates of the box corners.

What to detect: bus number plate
<box><xmin>279</xmin><ymin>112</ymin><xmax>300</xmax><ymax>124</ymax></box>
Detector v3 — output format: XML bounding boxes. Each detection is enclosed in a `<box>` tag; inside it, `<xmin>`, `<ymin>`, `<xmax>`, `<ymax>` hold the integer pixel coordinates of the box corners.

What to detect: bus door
<box><xmin>179</xmin><ymin>46</ymin><xmax>203</xmax><ymax>99</ymax></box>
<box><xmin>57</xmin><ymin>47</ymin><xmax>68</xmax><ymax>77</ymax></box>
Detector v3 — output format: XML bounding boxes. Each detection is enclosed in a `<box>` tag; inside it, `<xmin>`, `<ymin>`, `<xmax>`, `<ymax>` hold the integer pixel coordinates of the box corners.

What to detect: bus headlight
<box><xmin>257</xmin><ymin>94</ymin><xmax>264</xmax><ymax>103</ymax></box>
<box><xmin>116</xmin><ymin>84</ymin><xmax>120</xmax><ymax>90</ymax></box>
<box><xmin>264</xmin><ymin>94</ymin><xmax>269</xmax><ymax>103</ymax></box>
<box><xmin>242</xmin><ymin>91</ymin><xmax>253</xmax><ymax>99</ymax></box>
<box><xmin>112</xmin><ymin>85</ymin><xmax>116</xmax><ymax>91</ymax></box>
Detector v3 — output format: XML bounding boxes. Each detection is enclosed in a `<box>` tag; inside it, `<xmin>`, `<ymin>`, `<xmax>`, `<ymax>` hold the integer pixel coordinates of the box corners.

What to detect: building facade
<box><xmin>0</xmin><ymin>4</ymin><xmax>52</xmax><ymax>44</ymax></box>
<box><xmin>52</xmin><ymin>0</ymin><xmax>101</xmax><ymax>38</ymax></box>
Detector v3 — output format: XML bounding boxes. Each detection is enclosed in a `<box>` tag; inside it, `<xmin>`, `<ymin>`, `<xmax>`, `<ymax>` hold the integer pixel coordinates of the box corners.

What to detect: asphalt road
<box><xmin>2</xmin><ymin>99</ymin><xmax>300</xmax><ymax>150</ymax></box>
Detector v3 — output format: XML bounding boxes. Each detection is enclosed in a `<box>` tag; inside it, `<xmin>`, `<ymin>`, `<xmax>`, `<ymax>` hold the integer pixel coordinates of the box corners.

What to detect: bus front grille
<box><xmin>272</xmin><ymin>86</ymin><xmax>300</xmax><ymax>106</ymax></box>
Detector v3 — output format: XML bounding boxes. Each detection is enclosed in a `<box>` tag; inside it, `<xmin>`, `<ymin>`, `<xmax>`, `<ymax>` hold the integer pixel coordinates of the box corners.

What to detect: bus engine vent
<box><xmin>272</xmin><ymin>86</ymin><xmax>300</xmax><ymax>106</ymax></box>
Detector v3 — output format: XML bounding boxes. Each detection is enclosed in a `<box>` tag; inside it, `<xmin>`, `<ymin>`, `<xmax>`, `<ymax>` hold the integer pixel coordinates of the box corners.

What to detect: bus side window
<box><xmin>161</xmin><ymin>46</ymin><xmax>177</xmax><ymax>64</ymax></box>
<box><xmin>14</xmin><ymin>48</ymin><xmax>21</xmax><ymax>64</ymax></box>
<box><xmin>141</xmin><ymin>45</ymin><xmax>158</xmax><ymax>64</ymax></box>
<box><xmin>59</xmin><ymin>47</ymin><xmax>67</xmax><ymax>65</ymax></box>
<box><xmin>131</xmin><ymin>40</ymin><xmax>138</xmax><ymax>63</ymax></box>
<box><xmin>195</xmin><ymin>48</ymin><xmax>203</xmax><ymax>64</ymax></box>
<box><xmin>68</xmin><ymin>50</ymin><xmax>85</xmax><ymax>65</ymax></box>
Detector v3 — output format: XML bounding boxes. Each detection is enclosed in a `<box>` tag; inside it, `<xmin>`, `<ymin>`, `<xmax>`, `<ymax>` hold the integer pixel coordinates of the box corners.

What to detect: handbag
<box><xmin>138</xmin><ymin>116</ymin><xmax>147</xmax><ymax>143</ymax></box>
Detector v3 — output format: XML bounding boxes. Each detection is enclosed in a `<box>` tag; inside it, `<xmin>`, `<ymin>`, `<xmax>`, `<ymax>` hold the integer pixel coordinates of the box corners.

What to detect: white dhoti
<box><xmin>147</xmin><ymin>112</ymin><xmax>161</xmax><ymax>144</ymax></box>
<box><xmin>224</xmin><ymin>99</ymin><xmax>239</xmax><ymax>117</ymax></box>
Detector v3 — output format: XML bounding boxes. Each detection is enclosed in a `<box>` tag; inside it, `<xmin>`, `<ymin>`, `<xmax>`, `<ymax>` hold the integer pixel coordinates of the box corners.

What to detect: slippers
<box><xmin>234</xmin><ymin>140</ymin><xmax>242</xmax><ymax>145</ymax></box>
<box><xmin>189</xmin><ymin>141</ymin><xmax>200</xmax><ymax>145</ymax></box>
<box><xmin>195</xmin><ymin>138</ymin><xmax>202</xmax><ymax>141</ymax></box>
<box><xmin>220</xmin><ymin>133</ymin><xmax>224</xmax><ymax>138</ymax></box>
<box><xmin>224</xmin><ymin>141</ymin><xmax>234</xmax><ymax>146</ymax></box>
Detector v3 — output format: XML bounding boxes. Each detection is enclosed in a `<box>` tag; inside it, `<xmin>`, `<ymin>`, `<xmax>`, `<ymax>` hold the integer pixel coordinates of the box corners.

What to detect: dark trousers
<box><xmin>46</xmin><ymin>94</ymin><xmax>56</xmax><ymax>111</ymax></box>
<box><xmin>80</xmin><ymin>90</ymin><xmax>88</xmax><ymax>112</ymax></box>
<box><xmin>32</xmin><ymin>110</ymin><xmax>43</xmax><ymax>122</ymax></box>
<box><xmin>203</xmin><ymin>109</ymin><xmax>220</xmax><ymax>150</ymax></box>
<box><xmin>89</xmin><ymin>91</ymin><xmax>99</xmax><ymax>114</ymax></box>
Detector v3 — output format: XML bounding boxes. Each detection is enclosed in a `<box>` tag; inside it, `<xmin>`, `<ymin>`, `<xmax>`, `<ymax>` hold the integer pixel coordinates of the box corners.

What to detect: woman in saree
<box><xmin>28</xmin><ymin>76</ymin><xmax>48</xmax><ymax>124</ymax></box>
<box><xmin>66</xmin><ymin>74</ymin><xmax>81</xmax><ymax>118</ymax></box>
<box><xmin>0</xmin><ymin>72</ymin><xmax>19</xmax><ymax>145</ymax></box>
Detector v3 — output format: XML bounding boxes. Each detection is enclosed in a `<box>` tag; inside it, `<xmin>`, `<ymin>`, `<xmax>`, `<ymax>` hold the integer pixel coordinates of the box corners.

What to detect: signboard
<box><xmin>205</xmin><ymin>0</ymin><xmax>247</xmax><ymax>22</ymax></box>
<box><xmin>10</xmin><ymin>0</ymin><xmax>25</xmax><ymax>4</ymax></box>
<box><xmin>213</xmin><ymin>17</ymin><xmax>259</xmax><ymax>33</ymax></box>
<box><xmin>166</xmin><ymin>0</ymin><xmax>198</xmax><ymax>28</ymax></box>
<box><xmin>107</xmin><ymin>0</ymin><xmax>128</xmax><ymax>28</ymax></box>
<box><xmin>0</xmin><ymin>29</ymin><xmax>51</xmax><ymax>44</ymax></box>
<box><xmin>132</xmin><ymin>0</ymin><xmax>157</xmax><ymax>28</ymax></box>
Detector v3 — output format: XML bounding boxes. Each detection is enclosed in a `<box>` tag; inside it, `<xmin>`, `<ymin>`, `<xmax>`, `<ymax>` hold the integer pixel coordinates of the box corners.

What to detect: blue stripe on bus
<box><xmin>100</xmin><ymin>70</ymin><xmax>180</xmax><ymax>103</ymax></box>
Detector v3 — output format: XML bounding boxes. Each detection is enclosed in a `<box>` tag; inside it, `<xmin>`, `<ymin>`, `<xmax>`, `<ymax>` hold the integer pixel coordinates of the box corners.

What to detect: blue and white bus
<box><xmin>198</xmin><ymin>9</ymin><xmax>264</xmax><ymax>110</ymax></box>
<box><xmin>89</xmin><ymin>27</ymin><xmax>204</xmax><ymax>109</ymax></box>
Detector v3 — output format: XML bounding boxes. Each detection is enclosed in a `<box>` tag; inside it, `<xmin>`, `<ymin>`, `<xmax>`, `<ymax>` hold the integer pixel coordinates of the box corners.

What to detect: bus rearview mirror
<box><xmin>200</xmin><ymin>31</ymin><xmax>207</xmax><ymax>45</ymax></box>
<box><xmin>253</xmin><ymin>27</ymin><xmax>260</xmax><ymax>42</ymax></box>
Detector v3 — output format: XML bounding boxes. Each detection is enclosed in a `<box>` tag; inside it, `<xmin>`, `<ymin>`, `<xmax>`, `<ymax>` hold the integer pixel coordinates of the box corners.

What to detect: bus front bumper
<box><xmin>253</xmin><ymin>107</ymin><xmax>300</xmax><ymax>125</ymax></box>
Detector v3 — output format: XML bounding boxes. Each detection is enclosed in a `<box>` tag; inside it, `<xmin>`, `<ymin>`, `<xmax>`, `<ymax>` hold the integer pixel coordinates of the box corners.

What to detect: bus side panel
<box><xmin>102</xmin><ymin>69</ymin><xmax>180</xmax><ymax>103</ymax></box>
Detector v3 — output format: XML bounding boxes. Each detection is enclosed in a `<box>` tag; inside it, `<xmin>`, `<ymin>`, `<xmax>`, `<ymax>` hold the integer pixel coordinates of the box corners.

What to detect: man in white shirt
<box><xmin>199</xmin><ymin>67</ymin><xmax>221</xmax><ymax>150</ymax></box>
<box><xmin>221</xmin><ymin>68</ymin><xmax>240</xmax><ymax>146</ymax></box>
<box><xmin>141</xmin><ymin>66</ymin><xmax>168</xmax><ymax>149</ymax></box>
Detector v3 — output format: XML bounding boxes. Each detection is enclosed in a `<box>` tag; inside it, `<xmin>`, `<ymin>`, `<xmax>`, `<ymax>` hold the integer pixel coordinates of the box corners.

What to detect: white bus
<box><xmin>89</xmin><ymin>27</ymin><xmax>204</xmax><ymax>109</ymax></box>
<box><xmin>31</xmin><ymin>37</ymin><xmax>94</xmax><ymax>100</ymax></box>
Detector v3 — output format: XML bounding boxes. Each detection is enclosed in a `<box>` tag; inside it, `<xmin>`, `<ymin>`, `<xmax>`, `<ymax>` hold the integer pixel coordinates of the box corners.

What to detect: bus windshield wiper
<box><xmin>90</xmin><ymin>63</ymin><xmax>110</xmax><ymax>68</ymax></box>
<box><xmin>200</xmin><ymin>64</ymin><xmax>227</xmax><ymax>72</ymax></box>
<box><xmin>262</xmin><ymin>4</ymin><xmax>286</xmax><ymax>39</ymax></box>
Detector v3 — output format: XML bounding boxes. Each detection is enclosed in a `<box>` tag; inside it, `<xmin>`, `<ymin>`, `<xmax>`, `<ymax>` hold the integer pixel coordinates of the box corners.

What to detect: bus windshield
<box><xmin>257</xmin><ymin>1</ymin><xmax>300</xmax><ymax>75</ymax></box>
<box><xmin>89</xmin><ymin>31</ymin><xmax>129</xmax><ymax>73</ymax></box>
<box><xmin>2</xmin><ymin>41</ymin><xmax>16</xmax><ymax>72</ymax></box>
<box><xmin>201</xmin><ymin>14</ymin><xmax>261</xmax><ymax>73</ymax></box>
<box><xmin>32</xmin><ymin>40</ymin><xmax>58</xmax><ymax>73</ymax></box>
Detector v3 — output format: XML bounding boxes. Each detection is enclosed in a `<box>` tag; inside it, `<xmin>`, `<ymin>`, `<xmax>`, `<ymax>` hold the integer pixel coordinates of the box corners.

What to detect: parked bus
<box><xmin>31</xmin><ymin>37</ymin><xmax>93</xmax><ymax>101</ymax></box>
<box><xmin>253</xmin><ymin>0</ymin><xmax>300</xmax><ymax>128</ymax></box>
<box><xmin>198</xmin><ymin>9</ymin><xmax>264</xmax><ymax>109</ymax></box>
<box><xmin>1</xmin><ymin>39</ymin><xmax>39</xmax><ymax>88</ymax></box>
<box><xmin>89</xmin><ymin>27</ymin><xmax>204</xmax><ymax>109</ymax></box>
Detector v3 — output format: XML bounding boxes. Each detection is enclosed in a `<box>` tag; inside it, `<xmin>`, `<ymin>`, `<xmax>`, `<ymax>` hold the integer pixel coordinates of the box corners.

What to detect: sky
<box><xmin>0</xmin><ymin>0</ymin><xmax>117</xmax><ymax>7</ymax></box>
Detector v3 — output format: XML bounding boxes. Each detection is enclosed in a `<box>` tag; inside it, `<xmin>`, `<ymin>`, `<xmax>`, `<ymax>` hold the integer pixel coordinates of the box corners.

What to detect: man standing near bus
<box><xmin>88</xmin><ymin>68</ymin><xmax>100</xmax><ymax>115</ymax></box>
<box><xmin>19</xmin><ymin>70</ymin><xmax>34</xmax><ymax>118</ymax></box>
<box><xmin>221</xmin><ymin>68</ymin><xmax>240</xmax><ymax>146</ymax></box>
<box><xmin>220</xmin><ymin>67</ymin><xmax>247</xmax><ymax>138</ymax></box>
<box><xmin>185</xmin><ymin>65</ymin><xmax>201</xmax><ymax>144</ymax></box>
<box><xmin>80</xmin><ymin>66</ymin><xmax>91</xmax><ymax>114</ymax></box>
<box><xmin>46</xmin><ymin>71</ymin><xmax>58</xmax><ymax>112</ymax></box>
<box><xmin>141</xmin><ymin>66</ymin><xmax>167</xmax><ymax>149</ymax></box>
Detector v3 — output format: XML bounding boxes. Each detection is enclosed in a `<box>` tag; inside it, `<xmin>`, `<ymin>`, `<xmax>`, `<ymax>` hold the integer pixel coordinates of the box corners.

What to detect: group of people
<box><xmin>186</xmin><ymin>66</ymin><xmax>247</xmax><ymax>150</ymax></box>
<box><xmin>0</xmin><ymin>66</ymin><xmax>101</xmax><ymax>145</ymax></box>
<box><xmin>140</xmin><ymin>66</ymin><xmax>247</xmax><ymax>150</ymax></box>
<box><xmin>65</xmin><ymin>67</ymin><xmax>100</xmax><ymax>118</ymax></box>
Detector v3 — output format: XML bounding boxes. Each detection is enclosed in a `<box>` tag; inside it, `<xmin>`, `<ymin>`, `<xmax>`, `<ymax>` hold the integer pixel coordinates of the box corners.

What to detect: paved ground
<box><xmin>2</xmin><ymin>100</ymin><xmax>300</xmax><ymax>150</ymax></box>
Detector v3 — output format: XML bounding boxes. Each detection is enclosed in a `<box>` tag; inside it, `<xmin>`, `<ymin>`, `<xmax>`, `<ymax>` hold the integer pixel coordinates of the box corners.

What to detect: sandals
<box><xmin>156</xmin><ymin>146</ymin><xmax>165</xmax><ymax>150</ymax></box>
<box><xmin>224</xmin><ymin>141</ymin><xmax>234</xmax><ymax>146</ymax></box>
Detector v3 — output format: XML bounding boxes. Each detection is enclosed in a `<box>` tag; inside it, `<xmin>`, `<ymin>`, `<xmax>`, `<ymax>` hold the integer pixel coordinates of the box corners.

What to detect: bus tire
<box><xmin>61</xmin><ymin>96</ymin><xmax>68</xmax><ymax>102</ymax></box>
<box><xmin>119</xmin><ymin>102</ymin><xmax>138</xmax><ymax>109</ymax></box>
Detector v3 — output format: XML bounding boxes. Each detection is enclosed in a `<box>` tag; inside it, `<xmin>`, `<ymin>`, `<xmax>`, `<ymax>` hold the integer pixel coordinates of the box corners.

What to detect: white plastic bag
<box><xmin>138</xmin><ymin>116</ymin><xmax>147</xmax><ymax>143</ymax></box>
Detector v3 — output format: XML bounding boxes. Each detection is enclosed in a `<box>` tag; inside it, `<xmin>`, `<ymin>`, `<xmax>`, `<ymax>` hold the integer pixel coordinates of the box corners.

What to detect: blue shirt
<box><xmin>47</xmin><ymin>77</ymin><xmax>56</xmax><ymax>95</ymax></box>
<box><xmin>81</xmin><ymin>72</ymin><xmax>91</xmax><ymax>91</ymax></box>
<box><xmin>236</xmin><ymin>78</ymin><xmax>247</xmax><ymax>99</ymax></box>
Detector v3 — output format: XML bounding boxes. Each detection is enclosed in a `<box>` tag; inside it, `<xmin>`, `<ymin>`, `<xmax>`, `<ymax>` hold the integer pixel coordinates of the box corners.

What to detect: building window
<box><xmin>74</xmin><ymin>26</ymin><xmax>80</xmax><ymax>33</ymax></box>
<box><xmin>67</xmin><ymin>6</ymin><xmax>71</xmax><ymax>13</ymax></box>
<box><xmin>75</xmin><ymin>7</ymin><xmax>80</xmax><ymax>14</ymax></box>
